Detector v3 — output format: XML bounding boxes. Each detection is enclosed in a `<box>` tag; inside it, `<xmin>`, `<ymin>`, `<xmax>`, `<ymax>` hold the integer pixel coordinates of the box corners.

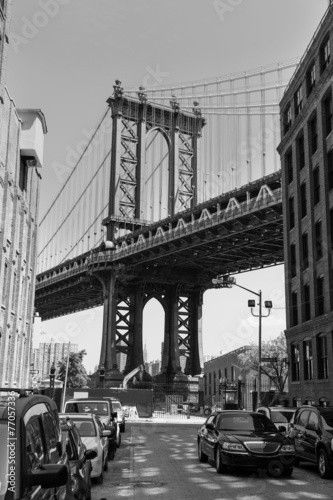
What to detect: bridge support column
<box><xmin>124</xmin><ymin>285</ymin><xmax>144</xmax><ymax>373</ymax></box>
<box><xmin>99</xmin><ymin>272</ymin><xmax>118</xmax><ymax>373</ymax></box>
<box><xmin>184</xmin><ymin>289</ymin><xmax>204</xmax><ymax>376</ymax></box>
<box><xmin>161</xmin><ymin>286</ymin><xmax>181</xmax><ymax>375</ymax></box>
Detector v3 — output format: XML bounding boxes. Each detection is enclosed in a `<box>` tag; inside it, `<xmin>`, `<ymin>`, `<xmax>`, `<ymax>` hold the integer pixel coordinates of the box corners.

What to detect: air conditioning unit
<box><xmin>17</xmin><ymin>109</ymin><xmax>47</xmax><ymax>169</ymax></box>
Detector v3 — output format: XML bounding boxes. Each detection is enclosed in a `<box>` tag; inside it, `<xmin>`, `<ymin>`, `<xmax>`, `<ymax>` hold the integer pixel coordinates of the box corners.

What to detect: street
<box><xmin>91</xmin><ymin>422</ymin><xmax>333</xmax><ymax>500</ymax></box>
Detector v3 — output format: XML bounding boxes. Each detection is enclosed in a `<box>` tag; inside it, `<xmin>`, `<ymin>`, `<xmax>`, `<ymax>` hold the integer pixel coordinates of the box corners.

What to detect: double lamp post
<box><xmin>212</xmin><ymin>275</ymin><xmax>272</xmax><ymax>408</ymax></box>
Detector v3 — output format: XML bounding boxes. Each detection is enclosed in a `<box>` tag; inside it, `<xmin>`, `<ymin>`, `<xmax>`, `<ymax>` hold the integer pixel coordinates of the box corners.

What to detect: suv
<box><xmin>287</xmin><ymin>405</ymin><xmax>333</xmax><ymax>478</ymax></box>
<box><xmin>257</xmin><ymin>406</ymin><xmax>297</xmax><ymax>433</ymax></box>
<box><xmin>0</xmin><ymin>388</ymin><xmax>70</xmax><ymax>500</ymax></box>
<box><xmin>104</xmin><ymin>397</ymin><xmax>126</xmax><ymax>433</ymax></box>
<box><xmin>63</xmin><ymin>398</ymin><xmax>118</xmax><ymax>458</ymax></box>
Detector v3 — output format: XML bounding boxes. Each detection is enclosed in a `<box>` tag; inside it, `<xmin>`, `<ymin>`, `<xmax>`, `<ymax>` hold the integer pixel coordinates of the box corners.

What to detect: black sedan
<box><xmin>198</xmin><ymin>410</ymin><xmax>295</xmax><ymax>477</ymax></box>
<box><xmin>60</xmin><ymin>416</ymin><xmax>97</xmax><ymax>500</ymax></box>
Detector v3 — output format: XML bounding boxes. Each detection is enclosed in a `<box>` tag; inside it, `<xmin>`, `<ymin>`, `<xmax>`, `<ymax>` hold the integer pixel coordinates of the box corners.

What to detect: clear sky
<box><xmin>7</xmin><ymin>0</ymin><xmax>329</xmax><ymax>372</ymax></box>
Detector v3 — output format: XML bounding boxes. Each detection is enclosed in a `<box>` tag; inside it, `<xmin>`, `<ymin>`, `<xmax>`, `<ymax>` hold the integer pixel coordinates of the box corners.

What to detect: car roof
<box><xmin>60</xmin><ymin>412</ymin><xmax>96</xmax><ymax>420</ymax></box>
<box><xmin>65</xmin><ymin>398</ymin><xmax>109</xmax><ymax>402</ymax></box>
<box><xmin>0</xmin><ymin>389</ymin><xmax>58</xmax><ymax>419</ymax></box>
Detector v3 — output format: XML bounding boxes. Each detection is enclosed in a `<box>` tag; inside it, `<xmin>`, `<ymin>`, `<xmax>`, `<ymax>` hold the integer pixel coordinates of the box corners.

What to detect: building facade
<box><xmin>32</xmin><ymin>341</ymin><xmax>78</xmax><ymax>382</ymax></box>
<box><xmin>0</xmin><ymin>0</ymin><xmax>47</xmax><ymax>386</ymax></box>
<box><xmin>278</xmin><ymin>3</ymin><xmax>333</xmax><ymax>406</ymax></box>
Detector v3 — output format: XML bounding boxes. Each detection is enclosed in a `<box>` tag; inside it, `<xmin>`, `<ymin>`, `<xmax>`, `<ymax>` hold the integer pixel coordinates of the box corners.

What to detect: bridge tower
<box><xmin>95</xmin><ymin>81</ymin><xmax>205</xmax><ymax>384</ymax></box>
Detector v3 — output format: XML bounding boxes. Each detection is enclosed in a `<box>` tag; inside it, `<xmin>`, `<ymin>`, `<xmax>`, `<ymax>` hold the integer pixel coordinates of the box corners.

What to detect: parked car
<box><xmin>61</xmin><ymin>412</ymin><xmax>110</xmax><ymax>484</ymax></box>
<box><xmin>64</xmin><ymin>398</ymin><xmax>118</xmax><ymax>457</ymax></box>
<box><xmin>59</xmin><ymin>415</ymin><xmax>97</xmax><ymax>499</ymax></box>
<box><xmin>104</xmin><ymin>397</ymin><xmax>126</xmax><ymax>433</ymax></box>
<box><xmin>287</xmin><ymin>405</ymin><xmax>333</xmax><ymax>479</ymax></box>
<box><xmin>257</xmin><ymin>406</ymin><xmax>297</xmax><ymax>433</ymax></box>
<box><xmin>0</xmin><ymin>387</ymin><xmax>70</xmax><ymax>500</ymax></box>
<box><xmin>198</xmin><ymin>410</ymin><xmax>295</xmax><ymax>477</ymax></box>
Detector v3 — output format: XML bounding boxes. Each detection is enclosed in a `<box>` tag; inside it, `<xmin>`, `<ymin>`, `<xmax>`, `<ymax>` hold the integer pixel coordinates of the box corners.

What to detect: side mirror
<box><xmin>85</xmin><ymin>448</ymin><xmax>98</xmax><ymax>460</ymax></box>
<box><xmin>206</xmin><ymin>423</ymin><xmax>215</xmax><ymax>431</ymax></box>
<box><xmin>111</xmin><ymin>411</ymin><xmax>118</xmax><ymax>419</ymax></box>
<box><xmin>102</xmin><ymin>429</ymin><xmax>111</xmax><ymax>437</ymax></box>
<box><xmin>278</xmin><ymin>425</ymin><xmax>286</xmax><ymax>433</ymax></box>
<box><xmin>27</xmin><ymin>464</ymin><xmax>68</xmax><ymax>488</ymax></box>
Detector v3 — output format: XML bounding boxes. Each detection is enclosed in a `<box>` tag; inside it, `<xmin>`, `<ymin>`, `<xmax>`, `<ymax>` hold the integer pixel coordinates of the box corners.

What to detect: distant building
<box><xmin>0</xmin><ymin>0</ymin><xmax>47</xmax><ymax>387</ymax></box>
<box><xmin>32</xmin><ymin>341</ymin><xmax>78</xmax><ymax>381</ymax></box>
<box><xmin>116</xmin><ymin>340</ymin><xmax>127</xmax><ymax>373</ymax></box>
<box><xmin>145</xmin><ymin>359</ymin><xmax>161</xmax><ymax>377</ymax></box>
<box><xmin>277</xmin><ymin>2</ymin><xmax>333</xmax><ymax>406</ymax></box>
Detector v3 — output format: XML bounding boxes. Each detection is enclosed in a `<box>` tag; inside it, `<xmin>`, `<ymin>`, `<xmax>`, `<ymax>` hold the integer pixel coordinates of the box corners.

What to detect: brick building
<box><xmin>0</xmin><ymin>1</ymin><xmax>47</xmax><ymax>386</ymax></box>
<box><xmin>278</xmin><ymin>3</ymin><xmax>333</xmax><ymax>406</ymax></box>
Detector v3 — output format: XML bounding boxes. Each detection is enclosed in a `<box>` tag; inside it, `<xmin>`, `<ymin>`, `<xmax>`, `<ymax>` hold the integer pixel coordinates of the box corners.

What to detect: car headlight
<box><xmin>222</xmin><ymin>442</ymin><xmax>246</xmax><ymax>452</ymax></box>
<box><xmin>280</xmin><ymin>444</ymin><xmax>295</xmax><ymax>453</ymax></box>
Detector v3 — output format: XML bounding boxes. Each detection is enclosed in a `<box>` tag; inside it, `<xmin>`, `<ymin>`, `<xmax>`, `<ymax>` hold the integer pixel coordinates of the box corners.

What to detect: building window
<box><xmin>302</xmin><ymin>232</ymin><xmax>309</xmax><ymax>269</ymax></box>
<box><xmin>309</xmin><ymin>114</ymin><xmax>318</xmax><ymax>154</ymax></box>
<box><xmin>297</xmin><ymin>134</ymin><xmax>305</xmax><ymax>170</ymax></box>
<box><xmin>283</xmin><ymin>104</ymin><xmax>292</xmax><ymax>135</ymax></box>
<box><xmin>300</xmin><ymin>182</ymin><xmax>307</xmax><ymax>218</ymax></box>
<box><xmin>306</xmin><ymin>62</ymin><xmax>316</xmax><ymax>96</ymax></box>
<box><xmin>315</xmin><ymin>220</ymin><xmax>322</xmax><ymax>260</ymax></box>
<box><xmin>317</xmin><ymin>334</ymin><xmax>328</xmax><ymax>379</ymax></box>
<box><xmin>224</xmin><ymin>367</ymin><xmax>228</xmax><ymax>379</ymax></box>
<box><xmin>313</xmin><ymin>166</ymin><xmax>320</xmax><ymax>205</ymax></box>
<box><xmin>316</xmin><ymin>276</ymin><xmax>324</xmax><ymax>316</ymax></box>
<box><xmin>0</xmin><ymin>1</ymin><xmax>5</xmax><ymax>12</ymax></box>
<box><xmin>286</xmin><ymin>149</ymin><xmax>293</xmax><ymax>184</ymax></box>
<box><xmin>291</xmin><ymin>291</ymin><xmax>298</xmax><ymax>326</ymax></box>
<box><xmin>230</xmin><ymin>366</ymin><xmax>235</xmax><ymax>382</ymax></box>
<box><xmin>2</xmin><ymin>261</ymin><xmax>8</xmax><ymax>301</ymax></box>
<box><xmin>290</xmin><ymin>243</ymin><xmax>296</xmax><ymax>278</ymax></box>
<box><xmin>208</xmin><ymin>373</ymin><xmax>211</xmax><ymax>395</ymax></box>
<box><xmin>304</xmin><ymin>283</ymin><xmax>311</xmax><ymax>321</ymax></box>
<box><xmin>19</xmin><ymin>156</ymin><xmax>29</xmax><ymax>192</ymax></box>
<box><xmin>291</xmin><ymin>343</ymin><xmax>300</xmax><ymax>381</ymax></box>
<box><xmin>320</xmin><ymin>35</ymin><xmax>331</xmax><ymax>74</ymax></box>
<box><xmin>289</xmin><ymin>196</ymin><xmax>295</xmax><ymax>229</ymax></box>
<box><xmin>303</xmin><ymin>339</ymin><xmax>313</xmax><ymax>380</ymax></box>
<box><xmin>328</xmin><ymin>149</ymin><xmax>333</xmax><ymax>191</ymax></box>
<box><xmin>294</xmin><ymin>85</ymin><xmax>303</xmax><ymax>116</ymax></box>
<box><xmin>323</xmin><ymin>92</ymin><xmax>332</xmax><ymax>137</ymax></box>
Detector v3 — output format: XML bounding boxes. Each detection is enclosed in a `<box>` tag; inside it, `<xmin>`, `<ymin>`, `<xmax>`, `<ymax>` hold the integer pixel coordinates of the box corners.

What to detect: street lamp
<box><xmin>212</xmin><ymin>274</ymin><xmax>272</xmax><ymax>408</ymax></box>
<box><xmin>237</xmin><ymin>375</ymin><xmax>244</xmax><ymax>409</ymax></box>
<box><xmin>99</xmin><ymin>364</ymin><xmax>105</xmax><ymax>389</ymax></box>
<box><xmin>220</xmin><ymin>377</ymin><xmax>228</xmax><ymax>409</ymax></box>
<box><xmin>49</xmin><ymin>362</ymin><xmax>56</xmax><ymax>399</ymax></box>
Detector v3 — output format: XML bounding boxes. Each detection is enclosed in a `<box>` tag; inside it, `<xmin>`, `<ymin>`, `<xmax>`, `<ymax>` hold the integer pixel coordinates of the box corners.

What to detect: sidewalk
<box><xmin>127</xmin><ymin>412</ymin><xmax>206</xmax><ymax>424</ymax></box>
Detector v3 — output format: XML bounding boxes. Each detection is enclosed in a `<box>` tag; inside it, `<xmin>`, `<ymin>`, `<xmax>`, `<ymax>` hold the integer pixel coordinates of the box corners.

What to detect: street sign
<box><xmin>261</xmin><ymin>357</ymin><xmax>278</xmax><ymax>362</ymax></box>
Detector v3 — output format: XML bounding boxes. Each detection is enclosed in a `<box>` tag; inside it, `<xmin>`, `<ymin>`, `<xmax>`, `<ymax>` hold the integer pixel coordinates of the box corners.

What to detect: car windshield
<box><xmin>66</xmin><ymin>402</ymin><xmax>109</xmax><ymax>416</ymax></box>
<box><xmin>0</xmin><ymin>422</ymin><xmax>9</xmax><ymax>498</ymax></box>
<box><xmin>270</xmin><ymin>411</ymin><xmax>289</xmax><ymax>424</ymax></box>
<box><xmin>112</xmin><ymin>402</ymin><xmax>122</xmax><ymax>411</ymax></box>
<box><xmin>218</xmin><ymin>414</ymin><xmax>277</xmax><ymax>432</ymax></box>
<box><xmin>70</xmin><ymin>418</ymin><xmax>97</xmax><ymax>437</ymax></box>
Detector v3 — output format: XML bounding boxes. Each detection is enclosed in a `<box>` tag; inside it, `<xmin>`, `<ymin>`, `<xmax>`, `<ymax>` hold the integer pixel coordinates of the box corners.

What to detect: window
<box><xmin>224</xmin><ymin>367</ymin><xmax>228</xmax><ymax>379</ymax></box>
<box><xmin>302</xmin><ymin>232</ymin><xmax>309</xmax><ymax>269</ymax></box>
<box><xmin>320</xmin><ymin>35</ymin><xmax>331</xmax><ymax>73</ymax></box>
<box><xmin>0</xmin><ymin>0</ymin><xmax>5</xmax><ymax>12</ymax></box>
<box><xmin>230</xmin><ymin>366</ymin><xmax>235</xmax><ymax>382</ymax></box>
<box><xmin>1</xmin><ymin>261</ymin><xmax>8</xmax><ymax>302</ymax></box>
<box><xmin>291</xmin><ymin>343</ymin><xmax>300</xmax><ymax>381</ymax></box>
<box><xmin>303</xmin><ymin>339</ymin><xmax>313</xmax><ymax>380</ymax></box>
<box><xmin>309</xmin><ymin>114</ymin><xmax>318</xmax><ymax>154</ymax></box>
<box><xmin>286</xmin><ymin>149</ymin><xmax>293</xmax><ymax>184</ymax></box>
<box><xmin>289</xmin><ymin>196</ymin><xmax>295</xmax><ymax>229</ymax></box>
<box><xmin>19</xmin><ymin>156</ymin><xmax>28</xmax><ymax>192</ymax></box>
<box><xmin>208</xmin><ymin>373</ymin><xmax>211</xmax><ymax>395</ymax></box>
<box><xmin>317</xmin><ymin>334</ymin><xmax>328</xmax><ymax>379</ymax></box>
<box><xmin>290</xmin><ymin>243</ymin><xmax>296</xmax><ymax>277</ymax></box>
<box><xmin>328</xmin><ymin>149</ymin><xmax>333</xmax><ymax>191</ymax></box>
<box><xmin>300</xmin><ymin>182</ymin><xmax>307</xmax><ymax>218</ymax></box>
<box><xmin>297</xmin><ymin>134</ymin><xmax>305</xmax><ymax>170</ymax></box>
<box><xmin>294</xmin><ymin>85</ymin><xmax>303</xmax><ymax>116</ymax></box>
<box><xmin>43</xmin><ymin>412</ymin><xmax>59</xmax><ymax>463</ymax></box>
<box><xmin>307</xmin><ymin>412</ymin><xmax>319</xmax><ymax>431</ymax></box>
<box><xmin>316</xmin><ymin>276</ymin><xmax>324</xmax><ymax>316</ymax></box>
<box><xmin>315</xmin><ymin>220</ymin><xmax>322</xmax><ymax>260</ymax></box>
<box><xmin>323</xmin><ymin>93</ymin><xmax>332</xmax><ymax>137</ymax></box>
<box><xmin>313</xmin><ymin>166</ymin><xmax>320</xmax><ymax>205</ymax></box>
<box><xmin>306</xmin><ymin>63</ymin><xmax>316</xmax><ymax>96</ymax></box>
<box><xmin>297</xmin><ymin>409</ymin><xmax>310</xmax><ymax>427</ymax></box>
<box><xmin>26</xmin><ymin>417</ymin><xmax>45</xmax><ymax>470</ymax></box>
<box><xmin>291</xmin><ymin>291</ymin><xmax>298</xmax><ymax>326</ymax></box>
<box><xmin>283</xmin><ymin>104</ymin><xmax>292</xmax><ymax>135</ymax></box>
<box><xmin>304</xmin><ymin>283</ymin><xmax>311</xmax><ymax>321</ymax></box>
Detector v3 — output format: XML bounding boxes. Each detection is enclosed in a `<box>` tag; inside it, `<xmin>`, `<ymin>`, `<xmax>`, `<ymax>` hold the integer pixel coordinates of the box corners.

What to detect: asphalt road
<box><xmin>91</xmin><ymin>422</ymin><xmax>333</xmax><ymax>500</ymax></box>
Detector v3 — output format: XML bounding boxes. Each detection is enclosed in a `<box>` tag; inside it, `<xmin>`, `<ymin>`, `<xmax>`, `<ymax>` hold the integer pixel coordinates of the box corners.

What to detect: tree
<box><xmin>237</xmin><ymin>333</ymin><xmax>288</xmax><ymax>394</ymax></box>
<box><xmin>57</xmin><ymin>349</ymin><xmax>90</xmax><ymax>388</ymax></box>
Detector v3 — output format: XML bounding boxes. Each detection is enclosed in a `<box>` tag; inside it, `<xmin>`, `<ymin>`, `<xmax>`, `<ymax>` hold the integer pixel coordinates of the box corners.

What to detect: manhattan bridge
<box><xmin>35</xmin><ymin>59</ymin><xmax>298</xmax><ymax>384</ymax></box>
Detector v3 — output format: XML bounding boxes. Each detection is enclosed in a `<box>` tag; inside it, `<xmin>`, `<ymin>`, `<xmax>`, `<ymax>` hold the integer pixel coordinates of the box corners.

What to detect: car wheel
<box><xmin>283</xmin><ymin>467</ymin><xmax>293</xmax><ymax>477</ymax></box>
<box><xmin>103</xmin><ymin>453</ymin><xmax>108</xmax><ymax>472</ymax></box>
<box><xmin>86</xmin><ymin>475</ymin><xmax>92</xmax><ymax>500</ymax></box>
<box><xmin>198</xmin><ymin>439</ymin><xmax>208</xmax><ymax>463</ymax></box>
<box><xmin>215</xmin><ymin>447</ymin><xmax>228</xmax><ymax>474</ymax></box>
<box><xmin>117</xmin><ymin>433</ymin><xmax>122</xmax><ymax>448</ymax></box>
<box><xmin>96</xmin><ymin>471</ymin><xmax>104</xmax><ymax>485</ymax></box>
<box><xmin>318</xmin><ymin>449</ymin><xmax>333</xmax><ymax>479</ymax></box>
<box><xmin>203</xmin><ymin>408</ymin><xmax>211</xmax><ymax>416</ymax></box>
<box><xmin>108</xmin><ymin>447</ymin><xmax>115</xmax><ymax>461</ymax></box>
<box><xmin>294</xmin><ymin>457</ymin><xmax>300</xmax><ymax>466</ymax></box>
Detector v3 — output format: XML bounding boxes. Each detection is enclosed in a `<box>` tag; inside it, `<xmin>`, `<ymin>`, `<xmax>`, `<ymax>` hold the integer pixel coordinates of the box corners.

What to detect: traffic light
<box><xmin>99</xmin><ymin>364</ymin><xmax>105</xmax><ymax>382</ymax></box>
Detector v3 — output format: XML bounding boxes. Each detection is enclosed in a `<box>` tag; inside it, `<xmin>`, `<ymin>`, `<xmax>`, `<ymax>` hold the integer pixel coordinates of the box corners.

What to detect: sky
<box><xmin>6</xmin><ymin>0</ymin><xmax>330</xmax><ymax>372</ymax></box>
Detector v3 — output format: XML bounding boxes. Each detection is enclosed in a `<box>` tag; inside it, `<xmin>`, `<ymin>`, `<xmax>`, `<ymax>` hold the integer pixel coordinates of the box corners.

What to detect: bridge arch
<box><xmin>142</xmin><ymin>296</ymin><xmax>165</xmax><ymax>370</ymax></box>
